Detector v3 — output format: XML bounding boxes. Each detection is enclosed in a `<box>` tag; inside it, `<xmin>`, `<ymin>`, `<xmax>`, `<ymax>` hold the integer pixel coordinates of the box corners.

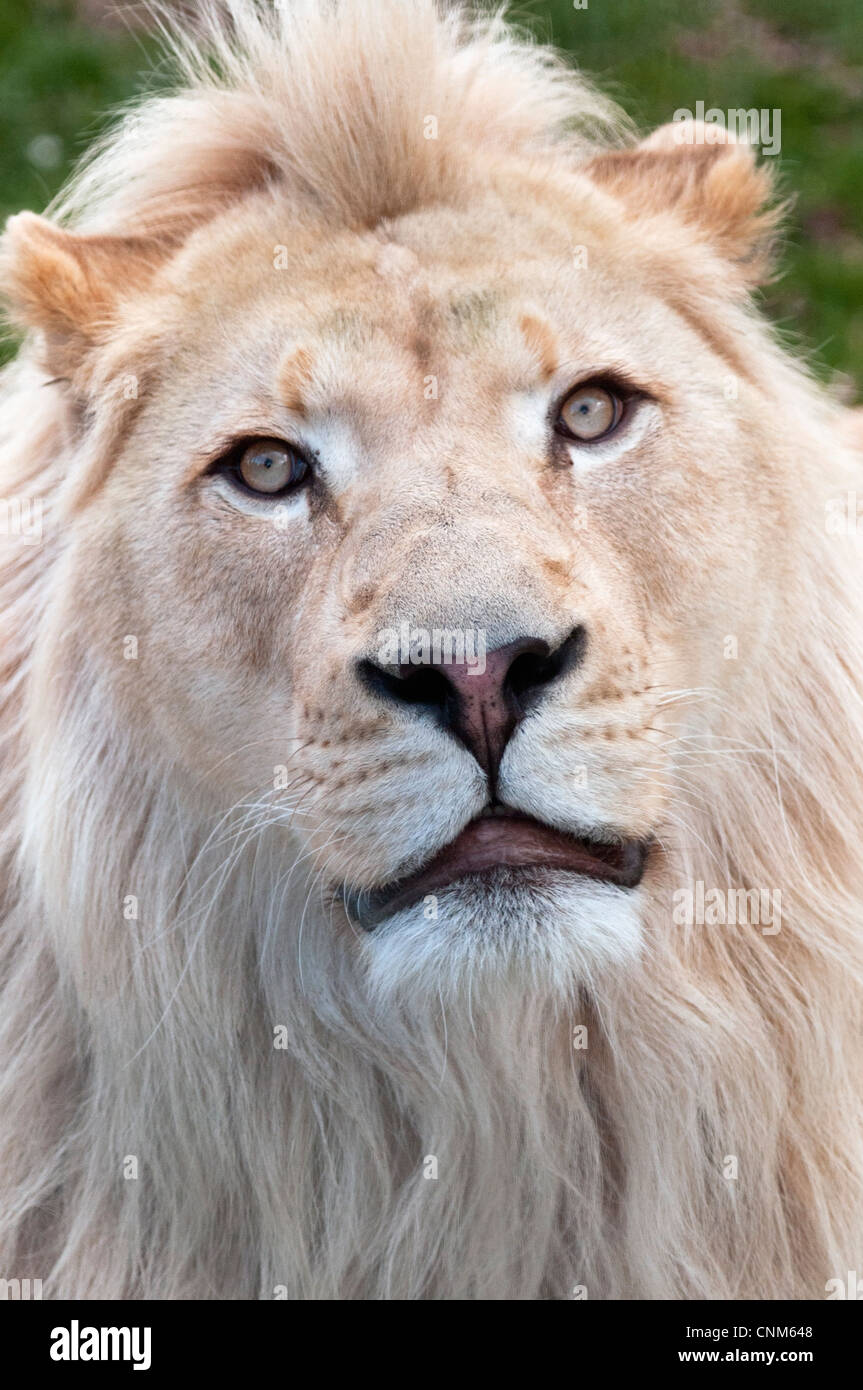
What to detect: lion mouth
<box><xmin>341</xmin><ymin>807</ymin><xmax>650</xmax><ymax>931</ymax></box>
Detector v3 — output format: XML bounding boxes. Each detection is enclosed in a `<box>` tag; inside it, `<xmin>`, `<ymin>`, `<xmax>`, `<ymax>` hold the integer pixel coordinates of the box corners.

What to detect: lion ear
<box><xmin>0</xmin><ymin>212</ymin><xmax>167</xmax><ymax>374</ymax></box>
<box><xmin>585</xmin><ymin>121</ymin><xmax>781</xmax><ymax>284</ymax></box>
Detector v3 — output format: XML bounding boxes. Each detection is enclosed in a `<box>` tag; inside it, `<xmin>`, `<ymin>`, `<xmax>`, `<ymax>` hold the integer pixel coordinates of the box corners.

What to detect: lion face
<box><xmin>7</xmin><ymin>130</ymin><xmax>784</xmax><ymax>994</ymax></box>
<box><xmin>5</xmin><ymin>1</ymin><xmax>863</xmax><ymax>1304</ymax></box>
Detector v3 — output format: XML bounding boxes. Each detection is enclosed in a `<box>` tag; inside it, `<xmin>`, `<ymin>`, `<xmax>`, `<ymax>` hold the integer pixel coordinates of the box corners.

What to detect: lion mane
<box><xmin>0</xmin><ymin>0</ymin><xmax>861</xmax><ymax>1299</ymax></box>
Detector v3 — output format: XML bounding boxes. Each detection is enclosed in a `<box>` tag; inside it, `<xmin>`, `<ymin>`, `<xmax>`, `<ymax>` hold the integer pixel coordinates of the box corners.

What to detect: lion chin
<box><xmin>0</xmin><ymin>0</ymin><xmax>862</xmax><ymax>1302</ymax></box>
<box><xmin>341</xmin><ymin>811</ymin><xmax>648</xmax><ymax>998</ymax></box>
<box><xmin>357</xmin><ymin>868</ymin><xmax>646</xmax><ymax>1003</ymax></box>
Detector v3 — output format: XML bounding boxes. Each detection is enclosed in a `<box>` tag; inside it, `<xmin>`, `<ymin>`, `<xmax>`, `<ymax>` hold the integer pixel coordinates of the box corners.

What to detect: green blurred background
<box><xmin>0</xmin><ymin>0</ymin><xmax>861</xmax><ymax>391</ymax></box>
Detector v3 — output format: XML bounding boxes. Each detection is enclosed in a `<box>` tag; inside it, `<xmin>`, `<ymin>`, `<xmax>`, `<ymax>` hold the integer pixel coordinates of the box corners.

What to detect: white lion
<box><xmin>0</xmin><ymin>0</ymin><xmax>861</xmax><ymax>1298</ymax></box>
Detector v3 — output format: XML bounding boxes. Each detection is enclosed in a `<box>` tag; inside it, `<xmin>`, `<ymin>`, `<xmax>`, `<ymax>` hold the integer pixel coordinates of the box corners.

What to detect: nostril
<box><xmin>505</xmin><ymin>626</ymin><xmax>587</xmax><ymax>706</ymax></box>
<box><xmin>504</xmin><ymin>646</ymin><xmax>552</xmax><ymax>701</ymax></box>
<box><xmin>356</xmin><ymin>658</ymin><xmax>454</xmax><ymax>716</ymax></box>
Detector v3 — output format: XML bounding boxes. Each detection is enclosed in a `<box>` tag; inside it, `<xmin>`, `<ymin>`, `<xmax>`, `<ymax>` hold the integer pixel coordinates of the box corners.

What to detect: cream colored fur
<box><xmin>0</xmin><ymin>0</ymin><xmax>861</xmax><ymax>1299</ymax></box>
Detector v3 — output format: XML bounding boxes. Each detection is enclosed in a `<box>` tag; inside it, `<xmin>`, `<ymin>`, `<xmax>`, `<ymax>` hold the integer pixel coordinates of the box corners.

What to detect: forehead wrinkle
<box><xmin>276</xmin><ymin>345</ymin><xmax>315</xmax><ymax>417</ymax></box>
<box><xmin>352</xmin><ymin>281</ymin><xmax>444</xmax><ymax>403</ymax></box>
<box><xmin>519</xmin><ymin>312</ymin><xmax>559</xmax><ymax>382</ymax></box>
<box><xmin>274</xmin><ymin>312</ymin><xmax>378</xmax><ymax>421</ymax></box>
<box><xmin>372</xmin><ymin>263</ymin><xmax>444</xmax><ymax>383</ymax></box>
<box><xmin>402</xmin><ymin>286</ymin><xmax>438</xmax><ymax>377</ymax></box>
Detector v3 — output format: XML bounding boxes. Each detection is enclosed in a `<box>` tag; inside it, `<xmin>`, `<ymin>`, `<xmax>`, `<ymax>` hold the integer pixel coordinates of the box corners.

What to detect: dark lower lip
<box><xmin>342</xmin><ymin>815</ymin><xmax>649</xmax><ymax>931</ymax></box>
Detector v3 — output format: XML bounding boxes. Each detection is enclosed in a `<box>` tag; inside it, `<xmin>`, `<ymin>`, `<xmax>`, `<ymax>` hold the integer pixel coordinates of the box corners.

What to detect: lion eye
<box><xmin>557</xmin><ymin>384</ymin><xmax>622</xmax><ymax>442</ymax></box>
<box><xmin>236</xmin><ymin>439</ymin><xmax>309</xmax><ymax>495</ymax></box>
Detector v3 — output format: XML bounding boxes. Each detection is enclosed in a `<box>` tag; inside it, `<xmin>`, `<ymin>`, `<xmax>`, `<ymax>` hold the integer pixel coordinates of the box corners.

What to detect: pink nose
<box><xmin>358</xmin><ymin>628</ymin><xmax>586</xmax><ymax>786</ymax></box>
<box><xmin>439</xmin><ymin>641</ymin><xmax>537</xmax><ymax>784</ymax></box>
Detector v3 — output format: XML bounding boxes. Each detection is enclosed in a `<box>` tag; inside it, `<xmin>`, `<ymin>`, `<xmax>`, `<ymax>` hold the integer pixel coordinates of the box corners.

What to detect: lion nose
<box><xmin>358</xmin><ymin>627</ymin><xmax>586</xmax><ymax>785</ymax></box>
